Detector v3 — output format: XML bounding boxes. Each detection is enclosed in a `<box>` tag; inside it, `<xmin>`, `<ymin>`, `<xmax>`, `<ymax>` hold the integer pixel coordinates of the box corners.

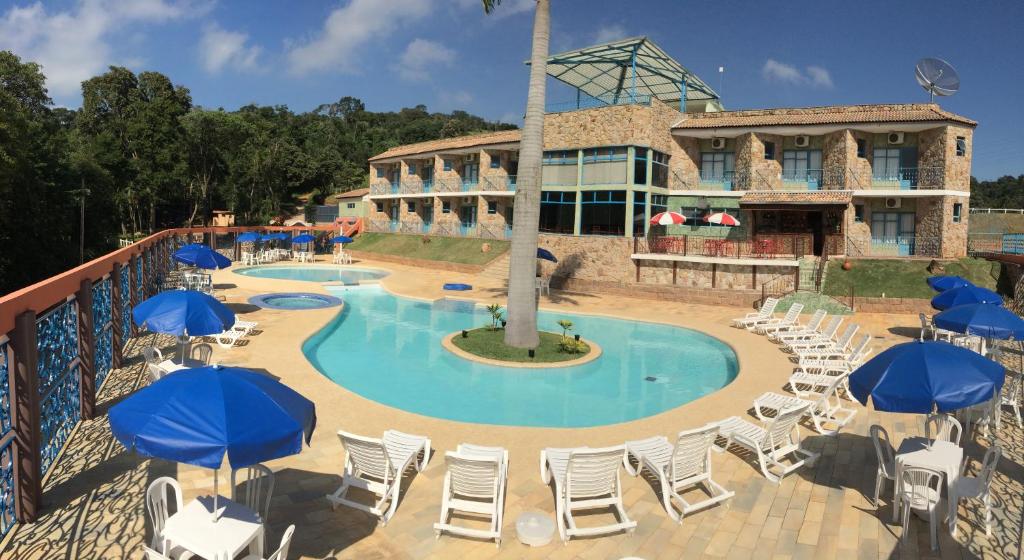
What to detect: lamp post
<box><xmin>71</xmin><ymin>181</ymin><xmax>91</xmax><ymax>265</ymax></box>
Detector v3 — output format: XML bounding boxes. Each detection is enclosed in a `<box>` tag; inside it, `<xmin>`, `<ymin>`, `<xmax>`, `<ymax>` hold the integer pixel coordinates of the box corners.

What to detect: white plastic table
<box><xmin>893</xmin><ymin>437</ymin><xmax>962</xmax><ymax>526</ymax></box>
<box><xmin>161</xmin><ymin>495</ymin><xmax>264</xmax><ymax>560</ymax></box>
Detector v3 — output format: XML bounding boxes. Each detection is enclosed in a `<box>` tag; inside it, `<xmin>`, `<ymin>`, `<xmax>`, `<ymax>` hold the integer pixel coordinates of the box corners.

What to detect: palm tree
<box><xmin>483</xmin><ymin>0</ymin><xmax>549</xmax><ymax>348</ymax></box>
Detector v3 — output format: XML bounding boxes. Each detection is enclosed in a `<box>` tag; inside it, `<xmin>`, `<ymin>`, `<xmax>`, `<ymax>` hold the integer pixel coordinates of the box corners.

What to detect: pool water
<box><xmin>302</xmin><ymin>286</ymin><xmax>738</xmax><ymax>427</ymax></box>
<box><xmin>249</xmin><ymin>292</ymin><xmax>344</xmax><ymax>310</ymax></box>
<box><xmin>267</xmin><ymin>296</ymin><xmax>327</xmax><ymax>309</ymax></box>
<box><xmin>235</xmin><ymin>266</ymin><xmax>387</xmax><ymax>284</ymax></box>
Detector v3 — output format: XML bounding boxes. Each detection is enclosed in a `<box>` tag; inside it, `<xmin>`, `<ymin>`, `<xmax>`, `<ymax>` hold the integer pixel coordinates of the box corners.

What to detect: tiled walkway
<box><xmin>1</xmin><ymin>260</ymin><xmax>1022</xmax><ymax>559</ymax></box>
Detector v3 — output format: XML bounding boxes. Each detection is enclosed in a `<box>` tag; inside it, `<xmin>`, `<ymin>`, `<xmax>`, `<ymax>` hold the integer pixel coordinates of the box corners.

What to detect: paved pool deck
<box><xmin>2</xmin><ymin>255</ymin><xmax>1022</xmax><ymax>559</ymax></box>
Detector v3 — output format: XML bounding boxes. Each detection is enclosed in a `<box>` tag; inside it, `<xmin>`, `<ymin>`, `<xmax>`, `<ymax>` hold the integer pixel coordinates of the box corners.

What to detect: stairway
<box><xmin>477</xmin><ymin>251</ymin><xmax>511</xmax><ymax>284</ymax></box>
<box><xmin>797</xmin><ymin>257</ymin><xmax>820</xmax><ymax>292</ymax></box>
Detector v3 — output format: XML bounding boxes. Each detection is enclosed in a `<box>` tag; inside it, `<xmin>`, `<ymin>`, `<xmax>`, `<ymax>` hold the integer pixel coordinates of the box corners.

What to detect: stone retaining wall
<box><xmin>556</xmin><ymin>277</ymin><xmax>762</xmax><ymax>309</ymax></box>
<box><xmin>847</xmin><ymin>295</ymin><xmax>932</xmax><ymax>314</ymax></box>
<box><xmin>346</xmin><ymin>250</ymin><xmax>489</xmax><ymax>274</ymax></box>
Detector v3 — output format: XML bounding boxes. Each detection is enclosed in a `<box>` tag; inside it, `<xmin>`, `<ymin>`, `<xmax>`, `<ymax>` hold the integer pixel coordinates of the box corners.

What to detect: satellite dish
<box><xmin>915</xmin><ymin>58</ymin><xmax>960</xmax><ymax>102</ymax></box>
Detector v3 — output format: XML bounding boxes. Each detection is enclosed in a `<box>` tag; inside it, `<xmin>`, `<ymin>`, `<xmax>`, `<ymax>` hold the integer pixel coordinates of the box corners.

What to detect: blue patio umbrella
<box><xmin>330</xmin><ymin>235</ymin><xmax>354</xmax><ymax>244</ymax></box>
<box><xmin>927</xmin><ymin>275</ymin><xmax>973</xmax><ymax>292</ymax></box>
<box><xmin>849</xmin><ymin>341</ymin><xmax>1004</xmax><ymax>413</ymax></box>
<box><xmin>291</xmin><ymin>234</ymin><xmax>316</xmax><ymax>244</ymax></box>
<box><xmin>237</xmin><ymin>232</ymin><xmax>261</xmax><ymax>243</ymax></box>
<box><xmin>537</xmin><ymin>248</ymin><xmax>557</xmax><ymax>263</ymax></box>
<box><xmin>173</xmin><ymin>243</ymin><xmax>232</xmax><ymax>270</ymax></box>
<box><xmin>934</xmin><ymin>303</ymin><xmax>1024</xmax><ymax>340</ymax></box>
<box><xmin>133</xmin><ymin>289</ymin><xmax>235</xmax><ymax>337</ymax></box>
<box><xmin>930</xmin><ymin>285</ymin><xmax>1002</xmax><ymax>310</ymax></box>
<box><xmin>273</xmin><ymin>233</ymin><xmax>289</xmax><ymax>240</ymax></box>
<box><xmin>109</xmin><ymin>365</ymin><xmax>316</xmax><ymax>516</ymax></box>
<box><xmin>260</xmin><ymin>233</ymin><xmax>277</xmax><ymax>241</ymax></box>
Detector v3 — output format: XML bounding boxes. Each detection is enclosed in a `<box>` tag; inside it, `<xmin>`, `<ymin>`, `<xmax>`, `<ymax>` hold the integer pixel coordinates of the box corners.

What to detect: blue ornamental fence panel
<box><xmin>0</xmin><ymin>337</ymin><xmax>13</xmax><ymax>540</ymax></box>
<box><xmin>119</xmin><ymin>264</ymin><xmax>131</xmax><ymax>343</ymax></box>
<box><xmin>144</xmin><ymin>251</ymin><xmax>153</xmax><ymax>295</ymax></box>
<box><xmin>1001</xmin><ymin>233</ymin><xmax>1024</xmax><ymax>255</ymax></box>
<box><xmin>134</xmin><ymin>258</ymin><xmax>143</xmax><ymax>303</ymax></box>
<box><xmin>36</xmin><ymin>298</ymin><xmax>82</xmax><ymax>475</ymax></box>
<box><xmin>91</xmin><ymin>277</ymin><xmax>114</xmax><ymax>391</ymax></box>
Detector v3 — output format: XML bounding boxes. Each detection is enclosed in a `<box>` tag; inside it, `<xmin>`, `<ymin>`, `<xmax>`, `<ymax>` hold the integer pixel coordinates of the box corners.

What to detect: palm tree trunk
<box><xmin>503</xmin><ymin>0</ymin><xmax>549</xmax><ymax>348</ymax></box>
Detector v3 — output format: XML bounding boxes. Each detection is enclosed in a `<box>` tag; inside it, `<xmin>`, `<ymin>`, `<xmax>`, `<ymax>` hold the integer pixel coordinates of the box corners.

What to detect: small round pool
<box><xmin>249</xmin><ymin>292</ymin><xmax>343</xmax><ymax>310</ymax></box>
<box><xmin>236</xmin><ymin>265</ymin><xmax>388</xmax><ymax>284</ymax></box>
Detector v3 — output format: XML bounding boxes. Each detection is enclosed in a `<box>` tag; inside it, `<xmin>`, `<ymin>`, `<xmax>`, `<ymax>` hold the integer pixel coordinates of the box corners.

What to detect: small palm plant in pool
<box><xmin>486</xmin><ymin>304</ymin><xmax>504</xmax><ymax>331</ymax></box>
<box><xmin>556</xmin><ymin>319</ymin><xmax>582</xmax><ymax>354</ymax></box>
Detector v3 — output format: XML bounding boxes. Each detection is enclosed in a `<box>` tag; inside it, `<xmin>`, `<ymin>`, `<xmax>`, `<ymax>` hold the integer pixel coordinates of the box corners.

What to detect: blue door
<box><xmin>422</xmin><ymin>204</ymin><xmax>433</xmax><ymax>233</ymax></box>
<box><xmin>389</xmin><ymin>204</ymin><xmax>399</xmax><ymax>232</ymax></box>
<box><xmin>871</xmin><ymin>212</ymin><xmax>915</xmax><ymax>256</ymax></box>
<box><xmin>459</xmin><ymin>204</ymin><xmax>477</xmax><ymax>236</ymax></box>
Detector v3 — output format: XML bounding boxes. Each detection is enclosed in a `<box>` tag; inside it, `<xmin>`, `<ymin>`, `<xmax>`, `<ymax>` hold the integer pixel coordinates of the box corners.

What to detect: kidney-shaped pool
<box><xmin>301</xmin><ymin>286</ymin><xmax>738</xmax><ymax>428</ymax></box>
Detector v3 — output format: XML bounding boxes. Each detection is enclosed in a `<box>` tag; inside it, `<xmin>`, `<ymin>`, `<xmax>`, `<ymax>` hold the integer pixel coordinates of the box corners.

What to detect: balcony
<box><xmin>545</xmin><ymin>93</ymin><xmax>652</xmax><ymax>114</ymax></box>
<box><xmin>482</xmin><ymin>175</ymin><xmax>517</xmax><ymax>192</ymax></box>
<box><xmin>781</xmin><ymin>169</ymin><xmax>824</xmax><ymax>191</ymax></box>
<box><xmin>845</xmin><ymin>166</ymin><xmax>945</xmax><ymax>190</ymax></box>
<box><xmin>671</xmin><ymin>169</ymin><xmax>772</xmax><ymax>192</ymax></box>
<box><xmin>636</xmin><ymin>234</ymin><xmax>811</xmax><ymax>260</ymax></box>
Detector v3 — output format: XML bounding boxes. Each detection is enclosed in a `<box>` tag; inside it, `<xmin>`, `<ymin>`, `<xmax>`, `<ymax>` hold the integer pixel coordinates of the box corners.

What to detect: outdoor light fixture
<box><xmin>461</xmin><ymin>330</ymin><xmax>468</xmax><ymax>338</ymax></box>
<box><xmin>501</xmin><ymin>320</ymin><xmax>507</xmax><ymax>328</ymax></box>
<box><xmin>528</xmin><ymin>349</ymin><xmax>535</xmax><ymax>358</ymax></box>
<box><xmin>574</xmin><ymin>334</ymin><xmax>580</xmax><ymax>342</ymax></box>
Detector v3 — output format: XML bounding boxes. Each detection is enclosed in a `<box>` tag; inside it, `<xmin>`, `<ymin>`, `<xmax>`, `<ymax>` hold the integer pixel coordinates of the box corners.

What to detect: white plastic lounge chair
<box><xmin>790</xmin><ymin>324</ymin><xmax>859</xmax><ymax>359</ymax></box>
<box><xmin>232</xmin><ymin>319</ymin><xmax>259</xmax><ymax>334</ymax></box>
<box><xmin>755</xmin><ymin>303</ymin><xmax>804</xmax><ymax>335</ymax></box>
<box><xmin>716</xmin><ymin>404</ymin><xmax>819</xmax><ymax>483</ymax></box>
<box><xmin>788</xmin><ymin>368</ymin><xmax>853</xmax><ymax>400</ymax></box>
<box><xmin>623</xmin><ymin>424</ymin><xmax>734</xmax><ymax>522</ymax></box>
<box><xmin>754</xmin><ymin>375</ymin><xmax>857</xmax><ymax>436</ymax></box>
<box><xmin>215</xmin><ymin>328</ymin><xmax>245</xmax><ymax>349</ymax></box>
<box><xmin>870</xmin><ymin>425</ymin><xmax>897</xmax><ymax>508</ymax></box>
<box><xmin>433</xmin><ymin>444</ymin><xmax>508</xmax><ymax>547</ymax></box>
<box><xmin>796</xmin><ymin>334</ymin><xmax>872</xmax><ymax>372</ymax></box>
<box><xmin>951</xmin><ymin>446</ymin><xmax>1000</xmax><ymax>537</ymax></box>
<box><xmin>731</xmin><ymin>298</ymin><xmax>779</xmax><ymax>329</ymax></box>
<box><xmin>769</xmin><ymin>309</ymin><xmax>825</xmax><ymax>342</ymax></box>
<box><xmin>898</xmin><ymin>467</ymin><xmax>943</xmax><ymax>550</ymax></box>
<box><xmin>779</xmin><ymin>315</ymin><xmax>842</xmax><ymax>347</ymax></box>
<box><xmin>239</xmin><ymin>524</ymin><xmax>295</xmax><ymax>560</ymax></box>
<box><xmin>326</xmin><ymin>429</ymin><xmax>430</xmax><ymax>525</ymax></box>
<box><xmin>541</xmin><ymin>446</ymin><xmax>637</xmax><ymax>542</ymax></box>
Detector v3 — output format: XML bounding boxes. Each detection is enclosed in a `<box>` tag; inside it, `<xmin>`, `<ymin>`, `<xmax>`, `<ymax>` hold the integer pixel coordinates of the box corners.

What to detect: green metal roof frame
<box><xmin>535</xmin><ymin>37</ymin><xmax>720</xmax><ymax>109</ymax></box>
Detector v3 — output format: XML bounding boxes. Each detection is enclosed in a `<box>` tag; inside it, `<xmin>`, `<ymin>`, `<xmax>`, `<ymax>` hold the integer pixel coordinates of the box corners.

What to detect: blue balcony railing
<box><xmin>389</xmin><ymin>182</ymin><xmax>399</xmax><ymax>194</ymax></box>
<box><xmin>461</xmin><ymin>180</ymin><xmax>479</xmax><ymax>192</ymax></box>
<box><xmin>870</xmin><ymin>166</ymin><xmax>944</xmax><ymax>190</ymax></box>
<box><xmin>782</xmin><ymin>169</ymin><xmax>823</xmax><ymax>190</ymax></box>
<box><xmin>422</xmin><ymin>180</ymin><xmax>433</xmax><ymax>193</ymax></box>
<box><xmin>699</xmin><ymin>170</ymin><xmax>735</xmax><ymax>191</ymax></box>
<box><xmin>546</xmin><ymin>93</ymin><xmax>652</xmax><ymax>114</ymax></box>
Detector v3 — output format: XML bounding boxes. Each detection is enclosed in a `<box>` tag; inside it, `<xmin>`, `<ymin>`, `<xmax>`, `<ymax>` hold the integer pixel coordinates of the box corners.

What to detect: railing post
<box><xmin>77</xmin><ymin>278</ymin><xmax>96</xmax><ymax>421</ymax></box>
<box><xmin>234</xmin><ymin>231</ymin><xmax>241</xmax><ymax>262</ymax></box>
<box><xmin>129</xmin><ymin>254</ymin><xmax>140</xmax><ymax>336</ymax></box>
<box><xmin>9</xmin><ymin>310</ymin><xmax>42</xmax><ymax>523</ymax></box>
<box><xmin>111</xmin><ymin>264</ymin><xmax>124</xmax><ymax>369</ymax></box>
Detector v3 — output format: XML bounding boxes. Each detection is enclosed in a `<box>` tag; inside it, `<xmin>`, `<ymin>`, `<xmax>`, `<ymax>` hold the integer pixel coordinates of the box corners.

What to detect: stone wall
<box><xmin>544</xmin><ymin>99</ymin><xmax>682</xmax><ymax>155</ymax></box>
<box><xmin>558</xmin><ymin>277</ymin><xmax>762</xmax><ymax>309</ymax></box>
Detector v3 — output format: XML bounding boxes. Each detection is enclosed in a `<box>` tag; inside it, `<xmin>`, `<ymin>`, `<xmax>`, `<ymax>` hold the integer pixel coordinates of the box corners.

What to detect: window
<box><xmin>347</xmin><ymin>203</ymin><xmax>356</xmax><ymax>209</ymax></box>
<box><xmin>873</xmin><ymin>148</ymin><xmax>901</xmax><ymax>179</ymax></box>
<box><xmin>542</xmin><ymin>150</ymin><xmax>579</xmax><ymax>185</ymax></box>
<box><xmin>581</xmin><ymin>147</ymin><xmax>627</xmax><ymax>185</ymax></box>
<box><xmin>375</xmin><ymin>168</ymin><xmax>385</xmax><ymax>178</ymax></box>
<box><xmin>764</xmin><ymin>141</ymin><xmax>776</xmax><ymax>160</ymax></box>
<box><xmin>854</xmin><ymin>204</ymin><xmax>864</xmax><ymax>223</ymax></box>
<box><xmin>443</xmin><ymin>159</ymin><xmax>453</xmax><ymax>171</ymax></box>
<box><xmin>700</xmin><ymin>152</ymin><xmax>735</xmax><ymax>181</ymax></box>
<box><xmin>782</xmin><ymin>150</ymin><xmax>822</xmax><ymax>182</ymax></box>
<box><xmin>539</xmin><ymin>191</ymin><xmax>576</xmax><ymax>234</ymax></box>
<box><xmin>953</xmin><ymin>203</ymin><xmax>963</xmax><ymax>223</ymax></box>
<box><xmin>580</xmin><ymin>190</ymin><xmax>627</xmax><ymax>236</ymax></box>
<box><xmin>375</xmin><ymin>202</ymin><xmax>384</xmax><ymax>213</ymax></box>
<box><xmin>442</xmin><ymin>201</ymin><xmax>451</xmax><ymax>213</ymax></box>
<box><xmin>407</xmin><ymin>164</ymin><xmax>416</xmax><ymax>175</ymax></box>
<box><xmin>651</xmin><ymin>151</ymin><xmax>670</xmax><ymax>188</ymax></box>
<box><xmin>856</xmin><ymin>139</ymin><xmax>867</xmax><ymax>158</ymax></box>
<box><xmin>542</xmin><ymin>150</ymin><xmax>578</xmax><ymax>165</ymax></box>
<box><xmin>407</xmin><ymin>201</ymin><xmax>416</xmax><ymax>213</ymax></box>
<box><xmin>490</xmin><ymin>154</ymin><xmax>501</xmax><ymax>169</ymax></box>
<box><xmin>581</xmin><ymin>147</ymin><xmax>627</xmax><ymax>163</ymax></box>
<box><xmin>633</xmin><ymin>148</ymin><xmax>648</xmax><ymax>185</ymax></box>
<box><xmin>487</xmin><ymin>200</ymin><xmax>498</xmax><ymax>214</ymax></box>
<box><xmin>956</xmin><ymin>137</ymin><xmax>966</xmax><ymax>157</ymax></box>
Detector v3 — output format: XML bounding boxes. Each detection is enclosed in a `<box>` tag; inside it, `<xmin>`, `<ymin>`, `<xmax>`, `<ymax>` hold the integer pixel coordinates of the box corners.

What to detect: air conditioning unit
<box><xmin>463</xmin><ymin>197</ymin><xmax>473</xmax><ymax>204</ymax></box>
<box><xmin>888</xmin><ymin>132</ymin><xmax>905</xmax><ymax>145</ymax></box>
<box><xmin>464</xmin><ymin>153</ymin><xmax>478</xmax><ymax>162</ymax></box>
<box><xmin>794</xmin><ymin>135</ymin><xmax>810</xmax><ymax>148</ymax></box>
<box><xmin>885</xmin><ymin>197</ymin><xmax>902</xmax><ymax>209</ymax></box>
<box><xmin>711</xmin><ymin>137</ymin><xmax>727</xmax><ymax>150</ymax></box>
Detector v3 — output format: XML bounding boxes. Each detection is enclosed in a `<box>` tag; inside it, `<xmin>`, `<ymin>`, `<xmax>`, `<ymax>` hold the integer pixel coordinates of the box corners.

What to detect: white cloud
<box><xmin>199</xmin><ymin>23</ymin><xmax>262</xmax><ymax>74</ymax></box>
<box><xmin>394</xmin><ymin>38</ymin><xmax>455</xmax><ymax>82</ymax></box>
<box><xmin>438</xmin><ymin>89</ymin><xmax>474</xmax><ymax>109</ymax></box>
<box><xmin>762</xmin><ymin>59</ymin><xmax>833</xmax><ymax>89</ymax></box>
<box><xmin>0</xmin><ymin>0</ymin><xmax>202</xmax><ymax>100</ymax></box>
<box><xmin>592</xmin><ymin>24</ymin><xmax>626</xmax><ymax>44</ymax></box>
<box><xmin>285</xmin><ymin>0</ymin><xmax>433</xmax><ymax>76</ymax></box>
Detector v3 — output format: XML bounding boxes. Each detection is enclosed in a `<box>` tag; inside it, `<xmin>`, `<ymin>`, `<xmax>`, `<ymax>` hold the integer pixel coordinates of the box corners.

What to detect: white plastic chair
<box><xmin>541</xmin><ymin>445</ymin><xmax>637</xmax><ymax>542</ymax></box>
<box><xmin>716</xmin><ymin>405</ymin><xmax>818</xmax><ymax>483</ymax></box>
<box><xmin>898</xmin><ymin>467</ymin><xmax>943</xmax><ymax>550</ymax></box>
<box><xmin>623</xmin><ymin>424</ymin><xmax>734</xmax><ymax>522</ymax></box>
<box><xmin>240</xmin><ymin>524</ymin><xmax>295</xmax><ymax>560</ymax></box>
<box><xmin>190</xmin><ymin>343</ymin><xmax>213</xmax><ymax>365</ymax></box>
<box><xmin>142</xmin><ymin>346</ymin><xmax>164</xmax><ymax>365</ymax></box>
<box><xmin>141</xmin><ymin>547</ymin><xmax>173</xmax><ymax>560</ymax></box>
<box><xmin>755</xmin><ymin>303</ymin><xmax>804</xmax><ymax>335</ymax></box>
<box><xmin>769</xmin><ymin>309</ymin><xmax>825</xmax><ymax>342</ymax></box>
<box><xmin>433</xmin><ymin>444</ymin><xmax>508</xmax><ymax>546</ymax></box>
<box><xmin>951</xmin><ymin>445</ymin><xmax>1001</xmax><ymax>537</ymax></box>
<box><xmin>325</xmin><ymin>429</ymin><xmax>430</xmax><ymax>525</ymax></box>
<box><xmin>232</xmin><ymin>463</ymin><xmax>275</xmax><ymax>524</ymax></box>
<box><xmin>535</xmin><ymin>276</ymin><xmax>551</xmax><ymax>296</ymax></box>
<box><xmin>754</xmin><ymin>375</ymin><xmax>857</xmax><ymax>436</ymax></box>
<box><xmin>925</xmin><ymin>413</ymin><xmax>962</xmax><ymax>446</ymax></box>
<box><xmin>869</xmin><ymin>425</ymin><xmax>897</xmax><ymax>508</ymax></box>
<box><xmin>1001</xmin><ymin>371</ymin><xmax>1023</xmax><ymax>427</ymax></box>
<box><xmin>146</xmin><ymin>477</ymin><xmax>183</xmax><ymax>555</ymax></box>
<box><xmin>731</xmin><ymin>298</ymin><xmax>779</xmax><ymax>329</ymax></box>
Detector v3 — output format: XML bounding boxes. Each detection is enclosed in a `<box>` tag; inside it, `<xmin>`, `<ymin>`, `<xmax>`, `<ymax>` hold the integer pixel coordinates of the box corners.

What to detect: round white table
<box><xmin>516</xmin><ymin>511</ymin><xmax>555</xmax><ymax>547</ymax></box>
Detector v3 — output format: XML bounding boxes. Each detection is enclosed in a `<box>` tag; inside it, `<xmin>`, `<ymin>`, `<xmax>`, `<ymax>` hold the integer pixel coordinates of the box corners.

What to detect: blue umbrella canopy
<box><xmin>930</xmin><ymin>285</ymin><xmax>1002</xmax><ymax>310</ymax></box>
<box><xmin>927</xmin><ymin>275</ymin><xmax>973</xmax><ymax>292</ymax></box>
<box><xmin>173</xmin><ymin>244</ymin><xmax>232</xmax><ymax>270</ymax></box>
<box><xmin>133</xmin><ymin>290</ymin><xmax>235</xmax><ymax>336</ymax></box>
<box><xmin>260</xmin><ymin>233</ymin><xmax>277</xmax><ymax>241</ymax></box>
<box><xmin>291</xmin><ymin>234</ymin><xmax>316</xmax><ymax>244</ymax></box>
<box><xmin>849</xmin><ymin>341</ymin><xmax>1004</xmax><ymax>413</ymax></box>
<box><xmin>934</xmin><ymin>303</ymin><xmax>1024</xmax><ymax>340</ymax></box>
<box><xmin>537</xmin><ymin>248</ymin><xmax>557</xmax><ymax>263</ymax></box>
<box><xmin>273</xmin><ymin>233</ymin><xmax>290</xmax><ymax>240</ymax></box>
<box><xmin>237</xmin><ymin>232</ymin><xmax>261</xmax><ymax>243</ymax></box>
<box><xmin>330</xmin><ymin>235</ymin><xmax>354</xmax><ymax>244</ymax></box>
<box><xmin>109</xmin><ymin>366</ymin><xmax>316</xmax><ymax>469</ymax></box>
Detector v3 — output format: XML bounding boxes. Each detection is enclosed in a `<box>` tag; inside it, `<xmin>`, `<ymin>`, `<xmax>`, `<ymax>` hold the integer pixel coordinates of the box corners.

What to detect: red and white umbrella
<box><xmin>704</xmin><ymin>212</ymin><xmax>741</xmax><ymax>226</ymax></box>
<box><xmin>650</xmin><ymin>211</ymin><xmax>686</xmax><ymax>226</ymax></box>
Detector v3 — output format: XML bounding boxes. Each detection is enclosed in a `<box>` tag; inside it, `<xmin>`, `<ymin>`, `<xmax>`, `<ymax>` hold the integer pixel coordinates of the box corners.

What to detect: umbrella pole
<box><xmin>213</xmin><ymin>468</ymin><xmax>219</xmax><ymax>522</ymax></box>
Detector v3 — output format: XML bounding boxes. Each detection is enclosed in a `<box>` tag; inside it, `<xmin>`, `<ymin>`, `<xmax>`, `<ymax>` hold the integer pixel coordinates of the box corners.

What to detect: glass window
<box><xmin>442</xmin><ymin>201</ymin><xmax>451</xmax><ymax>213</ymax></box>
<box><xmin>407</xmin><ymin>164</ymin><xmax>416</xmax><ymax>175</ymax></box>
<box><xmin>651</xmin><ymin>151</ymin><xmax>669</xmax><ymax>188</ymax></box>
<box><xmin>487</xmin><ymin>200</ymin><xmax>498</xmax><ymax>214</ymax></box>
<box><xmin>443</xmin><ymin>159</ymin><xmax>453</xmax><ymax>171</ymax></box>
<box><xmin>539</xmin><ymin>191</ymin><xmax>576</xmax><ymax>234</ymax></box>
<box><xmin>854</xmin><ymin>204</ymin><xmax>864</xmax><ymax>223</ymax></box>
<box><xmin>856</xmin><ymin>139</ymin><xmax>867</xmax><ymax>158</ymax></box>
<box><xmin>543</xmin><ymin>150</ymin><xmax>578</xmax><ymax>165</ymax></box>
<box><xmin>490</xmin><ymin>154</ymin><xmax>501</xmax><ymax>168</ymax></box>
<box><xmin>782</xmin><ymin>150</ymin><xmax>822</xmax><ymax>181</ymax></box>
<box><xmin>634</xmin><ymin>148</ymin><xmax>648</xmax><ymax>185</ymax></box>
<box><xmin>347</xmin><ymin>203</ymin><xmax>356</xmax><ymax>209</ymax></box>
<box><xmin>956</xmin><ymin>137</ymin><xmax>966</xmax><ymax>157</ymax></box>
<box><xmin>764</xmin><ymin>141</ymin><xmax>775</xmax><ymax>160</ymax></box>
<box><xmin>406</xmin><ymin>201</ymin><xmax>416</xmax><ymax>213</ymax></box>
<box><xmin>953</xmin><ymin>203</ymin><xmax>963</xmax><ymax>223</ymax></box>
<box><xmin>375</xmin><ymin>202</ymin><xmax>384</xmax><ymax>213</ymax></box>
<box><xmin>700</xmin><ymin>152</ymin><xmax>734</xmax><ymax>181</ymax></box>
<box><xmin>376</xmin><ymin>168</ymin><xmax>385</xmax><ymax>178</ymax></box>
<box><xmin>873</xmin><ymin>148</ymin><xmax>901</xmax><ymax>179</ymax></box>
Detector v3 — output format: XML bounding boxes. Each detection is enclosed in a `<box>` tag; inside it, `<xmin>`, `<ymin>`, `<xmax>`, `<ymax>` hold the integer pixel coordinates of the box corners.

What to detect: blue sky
<box><xmin>1</xmin><ymin>0</ymin><xmax>1021</xmax><ymax>179</ymax></box>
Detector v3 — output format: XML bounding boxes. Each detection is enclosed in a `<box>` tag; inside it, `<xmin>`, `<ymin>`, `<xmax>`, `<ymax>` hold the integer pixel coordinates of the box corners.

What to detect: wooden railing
<box><xmin>635</xmin><ymin>233</ymin><xmax>810</xmax><ymax>259</ymax></box>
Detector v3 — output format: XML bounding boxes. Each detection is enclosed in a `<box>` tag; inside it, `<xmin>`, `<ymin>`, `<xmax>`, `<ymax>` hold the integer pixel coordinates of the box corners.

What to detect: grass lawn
<box><xmin>347</xmin><ymin>233</ymin><xmax>509</xmax><ymax>265</ymax></box>
<box><xmin>451</xmin><ymin>327</ymin><xmax>590</xmax><ymax>363</ymax></box>
<box><xmin>822</xmin><ymin>257</ymin><xmax>1002</xmax><ymax>299</ymax></box>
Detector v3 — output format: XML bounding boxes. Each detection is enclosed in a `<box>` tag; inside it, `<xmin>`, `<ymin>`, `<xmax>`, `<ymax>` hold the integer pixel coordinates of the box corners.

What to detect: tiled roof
<box><xmin>369</xmin><ymin>129</ymin><xmax>521</xmax><ymax>162</ymax></box>
<box><xmin>673</xmin><ymin>103</ymin><xmax>976</xmax><ymax>129</ymax></box>
<box><xmin>335</xmin><ymin>188</ymin><xmax>369</xmax><ymax>199</ymax></box>
<box><xmin>740</xmin><ymin>191</ymin><xmax>853</xmax><ymax>205</ymax></box>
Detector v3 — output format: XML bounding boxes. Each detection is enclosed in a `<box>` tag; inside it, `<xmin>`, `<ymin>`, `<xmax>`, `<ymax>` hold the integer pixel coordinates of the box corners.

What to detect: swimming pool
<box><xmin>235</xmin><ymin>266</ymin><xmax>388</xmax><ymax>284</ymax></box>
<box><xmin>249</xmin><ymin>292</ymin><xmax>343</xmax><ymax>310</ymax></box>
<box><xmin>302</xmin><ymin>286</ymin><xmax>738</xmax><ymax>427</ymax></box>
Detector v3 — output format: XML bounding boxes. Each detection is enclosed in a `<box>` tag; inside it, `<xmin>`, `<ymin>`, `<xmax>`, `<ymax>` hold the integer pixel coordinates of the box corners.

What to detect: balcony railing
<box><xmin>844</xmin><ymin>166</ymin><xmax>946</xmax><ymax>190</ymax></box>
<box><xmin>482</xmin><ymin>175</ymin><xmax>517</xmax><ymax>192</ymax></box>
<box><xmin>781</xmin><ymin>169</ymin><xmax>824</xmax><ymax>190</ymax></box>
<box><xmin>635</xmin><ymin>233</ymin><xmax>811</xmax><ymax>259</ymax></box>
<box><xmin>546</xmin><ymin>93</ymin><xmax>652</xmax><ymax>114</ymax></box>
<box><xmin>847</xmin><ymin>235</ymin><xmax>942</xmax><ymax>258</ymax></box>
<box><xmin>479</xmin><ymin>223</ymin><xmax>513</xmax><ymax>240</ymax></box>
